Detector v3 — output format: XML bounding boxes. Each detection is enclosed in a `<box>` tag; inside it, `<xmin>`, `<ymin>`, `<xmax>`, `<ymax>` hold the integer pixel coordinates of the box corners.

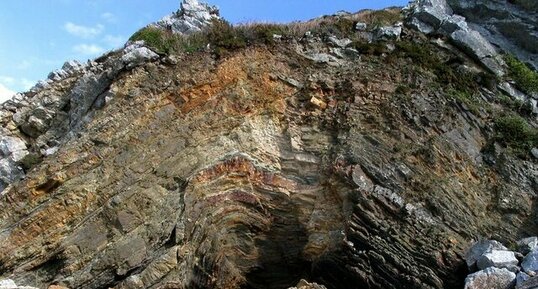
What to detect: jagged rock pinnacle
<box><xmin>152</xmin><ymin>0</ymin><xmax>220</xmax><ymax>35</ymax></box>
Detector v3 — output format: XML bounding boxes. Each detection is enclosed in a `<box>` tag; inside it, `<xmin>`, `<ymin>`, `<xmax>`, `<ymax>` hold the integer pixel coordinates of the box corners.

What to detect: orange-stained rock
<box><xmin>0</xmin><ymin>4</ymin><xmax>536</xmax><ymax>289</ymax></box>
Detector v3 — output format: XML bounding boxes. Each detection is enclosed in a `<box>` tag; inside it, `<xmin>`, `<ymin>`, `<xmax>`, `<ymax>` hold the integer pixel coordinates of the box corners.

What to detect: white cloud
<box><xmin>0</xmin><ymin>83</ymin><xmax>15</xmax><ymax>104</ymax></box>
<box><xmin>73</xmin><ymin>44</ymin><xmax>105</xmax><ymax>55</ymax></box>
<box><xmin>0</xmin><ymin>76</ymin><xmax>15</xmax><ymax>85</ymax></box>
<box><xmin>20</xmin><ymin>79</ymin><xmax>36</xmax><ymax>90</ymax></box>
<box><xmin>103</xmin><ymin>35</ymin><xmax>126</xmax><ymax>48</ymax></box>
<box><xmin>64</xmin><ymin>22</ymin><xmax>104</xmax><ymax>39</ymax></box>
<box><xmin>0</xmin><ymin>78</ymin><xmax>34</xmax><ymax>95</ymax></box>
<box><xmin>16</xmin><ymin>60</ymin><xmax>31</xmax><ymax>70</ymax></box>
<box><xmin>101</xmin><ymin>12</ymin><xmax>117</xmax><ymax>23</ymax></box>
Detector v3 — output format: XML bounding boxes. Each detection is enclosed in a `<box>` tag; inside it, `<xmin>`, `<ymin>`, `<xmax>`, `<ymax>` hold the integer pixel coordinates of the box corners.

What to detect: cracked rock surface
<box><xmin>152</xmin><ymin>0</ymin><xmax>220</xmax><ymax>35</ymax></box>
<box><xmin>0</xmin><ymin>3</ymin><xmax>537</xmax><ymax>289</ymax></box>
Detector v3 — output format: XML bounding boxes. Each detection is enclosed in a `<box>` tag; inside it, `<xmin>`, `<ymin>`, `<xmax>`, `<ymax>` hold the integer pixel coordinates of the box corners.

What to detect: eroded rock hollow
<box><xmin>1</xmin><ymin>0</ymin><xmax>537</xmax><ymax>288</ymax></box>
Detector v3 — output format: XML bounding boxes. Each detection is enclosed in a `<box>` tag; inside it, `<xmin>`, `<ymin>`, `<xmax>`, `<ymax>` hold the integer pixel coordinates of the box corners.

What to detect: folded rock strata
<box><xmin>0</xmin><ymin>2</ymin><xmax>537</xmax><ymax>289</ymax></box>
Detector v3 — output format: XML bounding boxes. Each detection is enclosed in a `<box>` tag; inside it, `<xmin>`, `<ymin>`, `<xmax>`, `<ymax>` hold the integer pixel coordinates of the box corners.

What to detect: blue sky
<box><xmin>0</xmin><ymin>0</ymin><xmax>408</xmax><ymax>102</ymax></box>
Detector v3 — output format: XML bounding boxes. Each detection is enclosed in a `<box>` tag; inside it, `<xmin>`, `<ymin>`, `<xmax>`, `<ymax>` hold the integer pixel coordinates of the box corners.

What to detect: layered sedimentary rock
<box><xmin>0</xmin><ymin>1</ymin><xmax>537</xmax><ymax>289</ymax></box>
<box><xmin>0</xmin><ymin>41</ymin><xmax>158</xmax><ymax>193</ymax></box>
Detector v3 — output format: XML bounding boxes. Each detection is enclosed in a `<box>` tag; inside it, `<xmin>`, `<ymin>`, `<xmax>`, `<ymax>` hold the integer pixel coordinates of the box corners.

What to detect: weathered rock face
<box><xmin>464</xmin><ymin>267</ymin><xmax>516</xmax><ymax>289</ymax></box>
<box><xmin>0</xmin><ymin>41</ymin><xmax>159</xmax><ymax>195</ymax></box>
<box><xmin>0</xmin><ymin>3</ymin><xmax>537</xmax><ymax>289</ymax></box>
<box><xmin>152</xmin><ymin>0</ymin><xmax>220</xmax><ymax>35</ymax></box>
<box><xmin>447</xmin><ymin>0</ymin><xmax>538</xmax><ymax>70</ymax></box>
<box><xmin>406</xmin><ymin>0</ymin><xmax>506</xmax><ymax>75</ymax></box>
<box><xmin>407</xmin><ymin>0</ymin><xmax>538</xmax><ymax>71</ymax></box>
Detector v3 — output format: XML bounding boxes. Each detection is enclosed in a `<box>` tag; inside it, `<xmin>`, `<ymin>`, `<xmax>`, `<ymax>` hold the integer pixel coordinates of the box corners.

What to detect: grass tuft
<box><xmin>493</xmin><ymin>113</ymin><xmax>538</xmax><ymax>157</ymax></box>
<box><xmin>505</xmin><ymin>55</ymin><xmax>538</xmax><ymax>95</ymax></box>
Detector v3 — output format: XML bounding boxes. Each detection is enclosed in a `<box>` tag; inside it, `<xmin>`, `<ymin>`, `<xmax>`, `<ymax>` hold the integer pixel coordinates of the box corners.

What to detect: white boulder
<box><xmin>464</xmin><ymin>267</ymin><xmax>516</xmax><ymax>289</ymax></box>
<box><xmin>465</xmin><ymin>240</ymin><xmax>508</xmax><ymax>269</ymax></box>
<box><xmin>477</xmin><ymin>250</ymin><xmax>519</xmax><ymax>270</ymax></box>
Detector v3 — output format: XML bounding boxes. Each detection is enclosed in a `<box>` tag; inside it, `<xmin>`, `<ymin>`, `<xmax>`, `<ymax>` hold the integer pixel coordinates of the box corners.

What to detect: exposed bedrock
<box><xmin>407</xmin><ymin>0</ymin><xmax>538</xmax><ymax>71</ymax></box>
<box><xmin>447</xmin><ymin>0</ymin><xmax>538</xmax><ymax>70</ymax></box>
<box><xmin>0</xmin><ymin>7</ymin><xmax>538</xmax><ymax>289</ymax></box>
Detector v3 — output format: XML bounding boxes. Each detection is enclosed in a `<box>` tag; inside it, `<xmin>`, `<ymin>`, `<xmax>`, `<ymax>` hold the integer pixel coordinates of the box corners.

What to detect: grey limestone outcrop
<box><xmin>152</xmin><ymin>0</ymin><xmax>220</xmax><ymax>35</ymax></box>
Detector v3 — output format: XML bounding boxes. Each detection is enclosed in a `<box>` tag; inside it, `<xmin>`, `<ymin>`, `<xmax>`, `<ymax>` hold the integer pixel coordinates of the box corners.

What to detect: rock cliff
<box><xmin>447</xmin><ymin>0</ymin><xmax>537</xmax><ymax>71</ymax></box>
<box><xmin>0</xmin><ymin>0</ymin><xmax>537</xmax><ymax>289</ymax></box>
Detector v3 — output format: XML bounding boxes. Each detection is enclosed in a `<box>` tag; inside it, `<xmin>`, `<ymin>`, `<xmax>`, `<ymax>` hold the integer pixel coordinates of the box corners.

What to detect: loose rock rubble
<box><xmin>373</xmin><ymin>22</ymin><xmax>403</xmax><ymax>41</ymax></box>
<box><xmin>464</xmin><ymin>238</ymin><xmax>538</xmax><ymax>289</ymax></box>
<box><xmin>465</xmin><ymin>268</ymin><xmax>516</xmax><ymax>289</ymax></box>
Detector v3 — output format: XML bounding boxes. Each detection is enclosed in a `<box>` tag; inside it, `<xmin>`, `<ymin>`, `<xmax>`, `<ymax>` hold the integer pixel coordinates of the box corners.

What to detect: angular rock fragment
<box><xmin>449</xmin><ymin>29</ymin><xmax>504</xmax><ymax>75</ymax></box>
<box><xmin>406</xmin><ymin>0</ymin><xmax>506</xmax><ymax>75</ymax></box>
<box><xmin>477</xmin><ymin>250</ymin><xmax>519</xmax><ymax>270</ymax></box>
<box><xmin>517</xmin><ymin>276</ymin><xmax>538</xmax><ymax>289</ymax></box>
<box><xmin>522</xmin><ymin>249</ymin><xmax>538</xmax><ymax>274</ymax></box>
<box><xmin>355</xmin><ymin>22</ymin><xmax>367</xmax><ymax>31</ymax></box>
<box><xmin>464</xmin><ymin>267</ymin><xmax>516</xmax><ymax>289</ymax></box>
<box><xmin>465</xmin><ymin>240</ymin><xmax>508</xmax><ymax>270</ymax></box>
<box><xmin>328</xmin><ymin>36</ymin><xmax>352</xmax><ymax>48</ymax></box>
<box><xmin>531</xmin><ymin>148</ymin><xmax>538</xmax><ymax>160</ymax></box>
<box><xmin>447</xmin><ymin>0</ymin><xmax>538</xmax><ymax>70</ymax></box>
<box><xmin>518</xmin><ymin>237</ymin><xmax>538</xmax><ymax>255</ymax></box>
<box><xmin>516</xmin><ymin>272</ymin><xmax>531</xmax><ymax>288</ymax></box>
<box><xmin>373</xmin><ymin>23</ymin><xmax>402</xmax><ymax>41</ymax></box>
<box><xmin>121</xmin><ymin>43</ymin><xmax>159</xmax><ymax>69</ymax></box>
<box><xmin>0</xmin><ymin>135</ymin><xmax>27</xmax><ymax>162</ymax></box>
<box><xmin>48</xmin><ymin>60</ymin><xmax>87</xmax><ymax>81</ymax></box>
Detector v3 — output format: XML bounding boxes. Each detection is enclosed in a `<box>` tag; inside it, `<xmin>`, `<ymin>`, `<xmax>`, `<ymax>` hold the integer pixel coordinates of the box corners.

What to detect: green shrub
<box><xmin>315</xmin><ymin>17</ymin><xmax>357</xmax><ymax>38</ymax></box>
<box><xmin>478</xmin><ymin>71</ymin><xmax>498</xmax><ymax>90</ymax></box>
<box><xmin>254</xmin><ymin>25</ymin><xmax>283</xmax><ymax>44</ymax></box>
<box><xmin>496</xmin><ymin>94</ymin><xmax>534</xmax><ymax>115</ymax></box>
<box><xmin>179</xmin><ymin>32</ymin><xmax>209</xmax><ymax>53</ymax></box>
<box><xmin>207</xmin><ymin>19</ymin><xmax>247</xmax><ymax>57</ymax></box>
<box><xmin>20</xmin><ymin>153</ymin><xmax>42</xmax><ymax>171</ymax></box>
<box><xmin>497</xmin><ymin>94</ymin><xmax>522</xmax><ymax>109</ymax></box>
<box><xmin>129</xmin><ymin>26</ymin><xmax>174</xmax><ymax>54</ymax></box>
<box><xmin>505</xmin><ymin>55</ymin><xmax>538</xmax><ymax>95</ymax></box>
<box><xmin>332</xmin><ymin>18</ymin><xmax>356</xmax><ymax>36</ymax></box>
<box><xmin>395</xmin><ymin>84</ymin><xmax>411</xmax><ymax>95</ymax></box>
<box><xmin>450</xmin><ymin>89</ymin><xmax>481</xmax><ymax>114</ymax></box>
<box><xmin>239</xmin><ymin>23</ymin><xmax>286</xmax><ymax>45</ymax></box>
<box><xmin>129</xmin><ymin>26</ymin><xmax>207</xmax><ymax>54</ymax></box>
<box><xmin>369</xmin><ymin>9</ymin><xmax>402</xmax><ymax>27</ymax></box>
<box><xmin>396</xmin><ymin>41</ymin><xmax>438</xmax><ymax>65</ymax></box>
<box><xmin>494</xmin><ymin>114</ymin><xmax>538</xmax><ymax>157</ymax></box>
<box><xmin>351</xmin><ymin>41</ymin><xmax>388</xmax><ymax>56</ymax></box>
<box><xmin>130</xmin><ymin>20</ymin><xmax>278</xmax><ymax>58</ymax></box>
<box><xmin>396</xmin><ymin>41</ymin><xmax>480</xmax><ymax>94</ymax></box>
